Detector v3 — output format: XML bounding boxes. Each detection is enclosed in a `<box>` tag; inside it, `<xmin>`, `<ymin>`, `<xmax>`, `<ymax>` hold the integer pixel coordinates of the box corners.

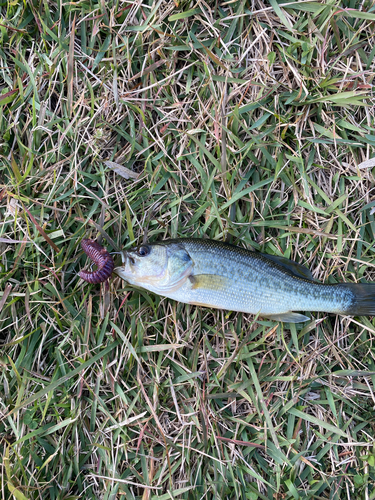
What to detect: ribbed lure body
<box><xmin>79</xmin><ymin>239</ymin><xmax>114</xmax><ymax>284</ymax></box>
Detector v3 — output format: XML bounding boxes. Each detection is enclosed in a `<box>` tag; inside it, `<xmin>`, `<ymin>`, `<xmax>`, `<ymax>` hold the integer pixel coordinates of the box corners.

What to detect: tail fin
<box><xmin>341</xmin><ymin>283</ymin><xmax>375</xmax><ymax>316</ymax></box>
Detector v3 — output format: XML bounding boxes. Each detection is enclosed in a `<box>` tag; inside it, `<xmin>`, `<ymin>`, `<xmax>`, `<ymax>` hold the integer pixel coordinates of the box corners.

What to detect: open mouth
<box><xmin>127</xmin><ymin>253</ymin><xmax>135</xmax><ymax>265</ymax></box>
<box><xmin>113</xmin><ymin>252</ymin><xmax>135</xmax><ymax>278</ymax></box>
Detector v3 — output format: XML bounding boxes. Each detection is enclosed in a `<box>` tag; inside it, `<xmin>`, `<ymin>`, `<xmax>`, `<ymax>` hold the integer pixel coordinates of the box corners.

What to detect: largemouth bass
<box><xmin>114</xmin><ymin>238</ymin><xmax>375</xmax><ymax>323</ymax></box>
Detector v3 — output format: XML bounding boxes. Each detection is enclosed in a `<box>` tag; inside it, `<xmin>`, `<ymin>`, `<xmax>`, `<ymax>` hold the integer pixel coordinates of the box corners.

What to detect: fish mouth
<box><xmin>113</xmin><ymin>251</ymin><xmax>131</xmax><ymax>278</ymax></box>
<box><xmin>113</xmin><ymin>265</ymin><xmax>127</xmax><ymax>279</ymax></box>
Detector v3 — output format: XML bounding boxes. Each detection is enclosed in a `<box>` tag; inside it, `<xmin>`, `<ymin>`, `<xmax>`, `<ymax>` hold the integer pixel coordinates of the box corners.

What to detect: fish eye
<box><xmin>137</xmin><ymin>245</ymin><xmax>150</xmax><ymax>257</ymax></box>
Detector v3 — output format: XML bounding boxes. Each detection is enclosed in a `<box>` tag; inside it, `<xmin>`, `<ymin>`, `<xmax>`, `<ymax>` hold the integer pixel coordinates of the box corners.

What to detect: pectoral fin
<box><xmin>265</xmin><ymin>312</ymin><xmax>310</xmax><ymax>323</ymax></box>
<box><xmin>189</xmin><ymin>274</ymin><xmax>229</xmax><ymax>291</ymax></box>
<box><xmin>261</xmin><ymin>253</ymin><xmax>317</xmax><ymax>282</ymax></box>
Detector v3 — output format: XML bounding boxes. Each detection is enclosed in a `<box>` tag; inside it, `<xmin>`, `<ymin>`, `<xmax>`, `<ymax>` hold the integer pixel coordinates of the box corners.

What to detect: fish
<box><xmin>113</xmin><ymin>238</ymin><xmax>375</xmax><ymax>323</ymax></box>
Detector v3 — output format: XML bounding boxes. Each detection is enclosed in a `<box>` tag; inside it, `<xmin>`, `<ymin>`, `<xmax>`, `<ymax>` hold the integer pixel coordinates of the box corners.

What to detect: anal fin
<box><xmin>265</xmin><ymin>312</ymin><xmax>310</xmax><ymax>323</ymax></box>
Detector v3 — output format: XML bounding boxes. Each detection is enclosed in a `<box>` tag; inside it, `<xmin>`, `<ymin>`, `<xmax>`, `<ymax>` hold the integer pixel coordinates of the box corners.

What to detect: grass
<box><xmin>1</xmin><ymin>0</ymin><xmax>375</xmax><ymax>498</ymax></box>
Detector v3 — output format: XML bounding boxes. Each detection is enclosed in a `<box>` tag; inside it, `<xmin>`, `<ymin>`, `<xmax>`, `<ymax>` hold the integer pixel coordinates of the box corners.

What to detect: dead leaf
<box><xmin>358</xmin><ymin>157</ymin><xmax>375</xmax><ymax>169</ymax></box>
<box><xmin>104</xmin><ymin>160</ymin><xmax>139</xmax><ymax>180</ymax></box>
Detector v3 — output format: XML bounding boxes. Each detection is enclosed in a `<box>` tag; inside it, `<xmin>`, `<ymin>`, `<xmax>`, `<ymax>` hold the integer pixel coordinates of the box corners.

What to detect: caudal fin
<box><xmin>341</xmin><ymin>283</ymin><xmax>375</xmax><ymax>316</ymax></box>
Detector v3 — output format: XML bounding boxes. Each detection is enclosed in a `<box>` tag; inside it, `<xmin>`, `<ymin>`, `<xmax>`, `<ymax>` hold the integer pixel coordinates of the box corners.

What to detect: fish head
<box><xmin>114</xmin><ymin>242</ymin><xmax>193</xmax><ymax>292</ymax></box>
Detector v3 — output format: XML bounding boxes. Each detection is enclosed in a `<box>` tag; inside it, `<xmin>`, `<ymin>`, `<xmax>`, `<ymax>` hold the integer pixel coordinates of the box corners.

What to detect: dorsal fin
<box><xmin>261</xmin><ymin>253</ymin><xmax>317</xmax><ymax>281</ymax></box>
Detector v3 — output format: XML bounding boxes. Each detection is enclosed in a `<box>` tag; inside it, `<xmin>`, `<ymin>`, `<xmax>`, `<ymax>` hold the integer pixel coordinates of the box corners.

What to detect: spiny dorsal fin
<box><xmin>261</xmin><ymin>253</ymin><xmax>317</xmax><ymax>282</ymax></box>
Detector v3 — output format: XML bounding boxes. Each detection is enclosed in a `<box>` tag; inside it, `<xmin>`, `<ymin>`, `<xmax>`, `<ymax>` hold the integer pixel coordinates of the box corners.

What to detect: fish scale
<box><xmin>172</xmin><ymin>240</ymin><xmax>349</xmax><ymax>315</ymax></box>
<box><xmin>114</xmin><ymin>238</ymin><xmax>375</xmax><ymax>323</ymax></box>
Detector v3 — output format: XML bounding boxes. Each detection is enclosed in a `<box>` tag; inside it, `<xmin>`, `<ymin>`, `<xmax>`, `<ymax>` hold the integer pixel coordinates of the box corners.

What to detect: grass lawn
<box><xmin>1</xmin><ymin>0</ymin><xmax>375</xmax><ymax>498</ymax></box>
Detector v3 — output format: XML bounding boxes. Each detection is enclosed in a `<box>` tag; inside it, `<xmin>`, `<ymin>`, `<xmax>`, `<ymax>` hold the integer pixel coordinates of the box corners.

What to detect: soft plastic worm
<box><xmin>79</xmin><ymin>239</ymin><xmax>114</xmax><ymax>284</ymax></box>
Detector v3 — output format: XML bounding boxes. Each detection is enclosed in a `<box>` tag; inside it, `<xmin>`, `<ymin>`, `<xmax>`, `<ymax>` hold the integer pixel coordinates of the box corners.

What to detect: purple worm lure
<box><xmin>79</xmin><ymin>239</ymin><xmax>114</xmax><ymax>284</ymax></box>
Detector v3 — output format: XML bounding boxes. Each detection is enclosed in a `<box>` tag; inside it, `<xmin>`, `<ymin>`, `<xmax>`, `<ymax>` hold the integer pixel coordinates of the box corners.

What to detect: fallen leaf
<box><xmin>104</xmin><ymin>160</ymin><xmax>139</xmax><ymax>180</ymax></box>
